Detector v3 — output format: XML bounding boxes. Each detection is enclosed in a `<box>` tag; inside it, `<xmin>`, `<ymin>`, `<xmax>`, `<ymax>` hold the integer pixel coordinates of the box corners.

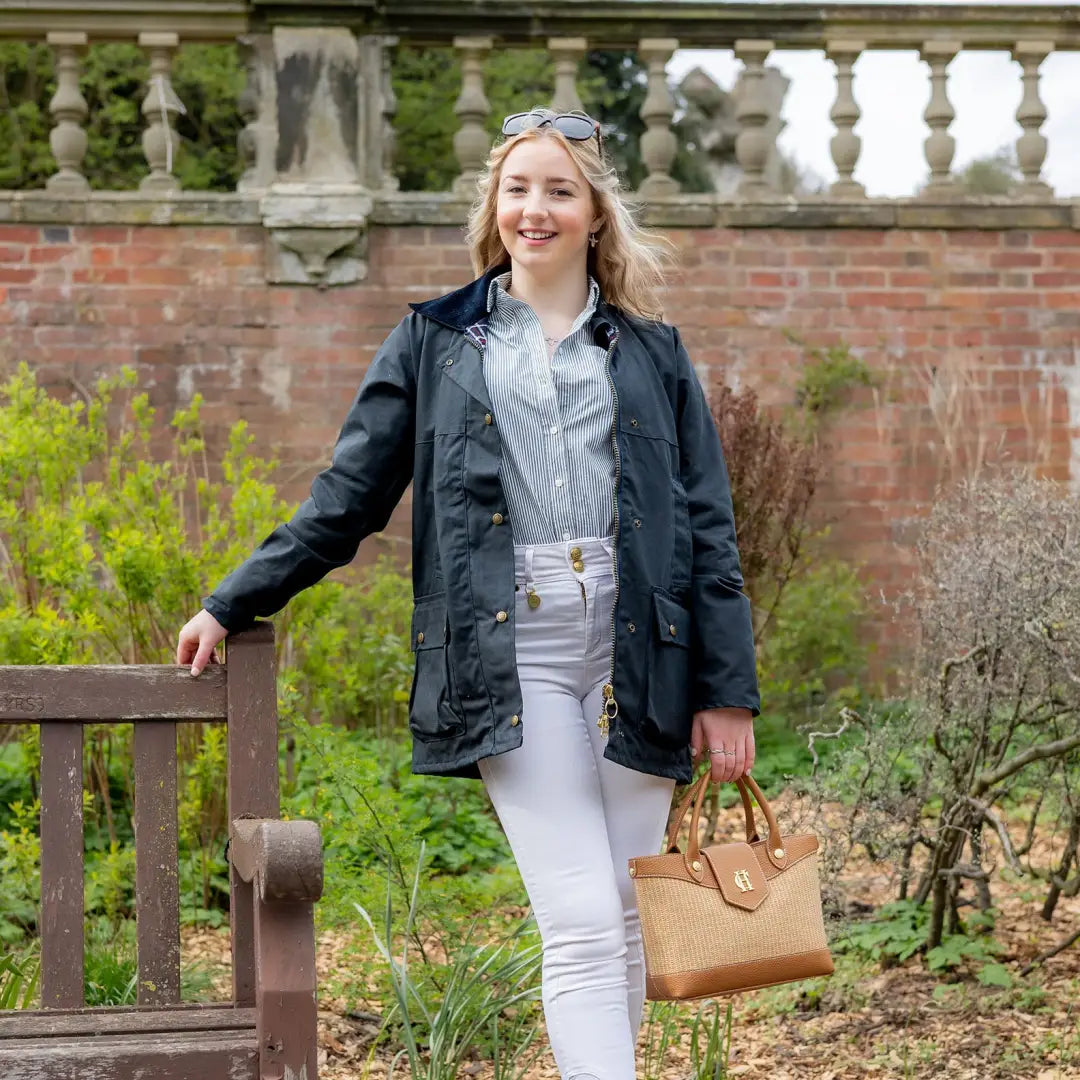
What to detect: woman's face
<box><xmin>495</xmin><ymin>136</ymin><xmax>603</xmax><ymax>283</ymax></box>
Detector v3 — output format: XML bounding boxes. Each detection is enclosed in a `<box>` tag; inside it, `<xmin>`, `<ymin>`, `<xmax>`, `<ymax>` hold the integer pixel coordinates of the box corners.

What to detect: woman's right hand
<box><xmin>177</xmin><ymin>609</ymin><xmax>228</xmax><ymax>676</ymax></box>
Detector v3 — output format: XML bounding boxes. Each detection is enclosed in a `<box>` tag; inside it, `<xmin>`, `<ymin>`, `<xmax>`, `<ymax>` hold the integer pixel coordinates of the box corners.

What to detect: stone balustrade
<box><xmin>1</xmin><ymin>2</ymin><xmax>1078</xmax><ymax>283</ymax></box>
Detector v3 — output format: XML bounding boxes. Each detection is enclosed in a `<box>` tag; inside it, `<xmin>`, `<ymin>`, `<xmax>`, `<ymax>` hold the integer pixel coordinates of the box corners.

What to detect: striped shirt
<box><xmin>484</xmin><ymin>272</ymin><xmax>616</xmax><ymax>545</ymax></box>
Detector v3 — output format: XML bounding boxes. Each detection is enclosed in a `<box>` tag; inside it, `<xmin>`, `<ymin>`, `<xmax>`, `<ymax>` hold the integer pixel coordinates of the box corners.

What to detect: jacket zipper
<box><xmin>598</xmin><ymin>327</ymin><xmax>621</xmax><ymax>737</ymax></box>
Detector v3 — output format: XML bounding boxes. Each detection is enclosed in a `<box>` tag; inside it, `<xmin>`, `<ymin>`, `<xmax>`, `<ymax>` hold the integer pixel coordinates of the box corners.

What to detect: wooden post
<box><xmin>226</xmin><ymin>625</ymin><xmax>279</xmax><ymax>1007</ymax></box>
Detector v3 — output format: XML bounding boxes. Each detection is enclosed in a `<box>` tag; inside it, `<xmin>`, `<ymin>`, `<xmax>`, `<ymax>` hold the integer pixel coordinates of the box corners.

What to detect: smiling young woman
<box><xmin>177</xmin><ymin>106</ymin><xmax>760</xmax><ymax>1079</ymax></box>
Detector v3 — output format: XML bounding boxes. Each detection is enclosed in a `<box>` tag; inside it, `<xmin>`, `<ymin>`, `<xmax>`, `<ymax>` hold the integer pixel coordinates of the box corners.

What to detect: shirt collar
<box><xmin>487</xmin><ymin>272</ymin><xmax>602</xmax><ymax>330</ymax></box>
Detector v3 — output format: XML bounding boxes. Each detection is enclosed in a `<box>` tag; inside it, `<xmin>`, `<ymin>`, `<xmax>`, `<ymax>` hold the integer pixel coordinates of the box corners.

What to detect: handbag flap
<box><xmin>702</xmin><ymin>842</ymin><xmax>770</xmax><ymax>911</ymax></box>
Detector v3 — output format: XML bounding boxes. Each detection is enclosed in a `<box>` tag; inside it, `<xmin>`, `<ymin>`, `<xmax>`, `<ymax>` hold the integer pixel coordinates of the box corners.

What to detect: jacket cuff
<box><xmin>202</xmin><ymin>595</ymin><xmax>254</xmax><ymax>635</ymax></box>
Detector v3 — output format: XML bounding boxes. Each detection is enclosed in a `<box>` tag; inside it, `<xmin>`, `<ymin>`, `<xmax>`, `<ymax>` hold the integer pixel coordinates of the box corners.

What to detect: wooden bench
<box><xmin>0</xmin><ymin>625</ymin><xmax>323</xmax><ymax>1080</ymax></box>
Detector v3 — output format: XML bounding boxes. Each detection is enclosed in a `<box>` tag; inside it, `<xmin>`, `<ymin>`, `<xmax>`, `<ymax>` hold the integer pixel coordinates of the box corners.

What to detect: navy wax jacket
<box><xmin>205</xmin><ymin>265</ymin><xmax>760</xmax><ymax>782</ymax></box>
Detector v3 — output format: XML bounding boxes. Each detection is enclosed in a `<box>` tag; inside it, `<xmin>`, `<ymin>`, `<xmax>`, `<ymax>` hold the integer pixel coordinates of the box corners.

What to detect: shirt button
<box><xmin>562</xmin><ymin>531</ymin><xmax>571</xmax><ymax>541</ymax></box>
<box><xmin>510</xmin><ymin>714</ymin><xmax>520</xmax><ymax>726</ymax></box>
<box><xmin>496</xmin><ymin>610</ymin><xmax>508</xmax><ymax>623</ymax></box>
<box><xmin>492</xmin><ymin>512</ymin><xmax>504</xmax><ymax>525</ymax></box>
<box><xmin>554</xmin><ymin>477</ymin><xmax>563</xmax><ymax>488</ymax></box>
<box><xmin>549</xmin><ymin>424</ymin><xmax>558</xmax><ymax>434</ymax></box>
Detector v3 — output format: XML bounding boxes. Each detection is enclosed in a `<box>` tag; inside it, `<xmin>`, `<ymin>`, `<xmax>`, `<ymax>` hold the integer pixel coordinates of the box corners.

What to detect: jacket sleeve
<box><xmin>672</xmin><ymin>325</ymin><xmax>761</xmax><ymax>717</ymax></box>
<box><xmin>202</xmin><ymin>315</ymin><xmax>419</xmax><ymax>632</ymax></box>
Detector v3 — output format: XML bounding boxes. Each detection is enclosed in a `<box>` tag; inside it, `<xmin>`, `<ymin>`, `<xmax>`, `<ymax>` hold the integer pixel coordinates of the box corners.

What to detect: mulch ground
<box><xmin>182</xmin><ymin>809</ymin><xmax>1080</xmax><ymax>1080</ymax></box>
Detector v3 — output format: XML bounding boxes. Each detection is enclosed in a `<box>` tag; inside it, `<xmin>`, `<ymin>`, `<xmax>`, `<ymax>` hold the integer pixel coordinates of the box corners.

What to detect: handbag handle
<box><xmin>665</xmin><ymin>772</ymin><xmax>758</xmax><ymax>852</ymax></box>
<box><xmin>667</xmin><ymin>771</ymin><xmax>788</xmax><ymax>870</ymax></box>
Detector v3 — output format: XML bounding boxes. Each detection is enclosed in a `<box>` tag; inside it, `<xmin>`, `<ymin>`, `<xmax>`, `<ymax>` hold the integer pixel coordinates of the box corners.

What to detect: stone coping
<box><xmin>0</xmin><ymin>189</ymin><xmax>1078</xmax><ymax>231</ymax></box>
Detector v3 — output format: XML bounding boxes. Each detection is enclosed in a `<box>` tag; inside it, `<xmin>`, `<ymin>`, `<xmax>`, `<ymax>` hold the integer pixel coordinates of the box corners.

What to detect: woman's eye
<box><xmin>553</xmin><ymin>189</ymin><xmax>572</xmax><ymax>197</ymax></box>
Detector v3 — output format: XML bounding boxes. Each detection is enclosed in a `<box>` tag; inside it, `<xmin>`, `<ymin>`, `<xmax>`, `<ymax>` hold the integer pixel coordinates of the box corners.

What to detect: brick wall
<box><xmin>2</xmin><ymin>221</ymin><xmax>1079</xmax><ymax>640</ymax></box>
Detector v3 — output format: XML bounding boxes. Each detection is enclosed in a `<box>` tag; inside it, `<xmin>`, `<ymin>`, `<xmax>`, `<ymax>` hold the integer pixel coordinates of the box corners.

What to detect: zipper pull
<box><xmin>597</xmin><ymin>683</ymin><xmax>618</xmax><ymax>736</ymax></box>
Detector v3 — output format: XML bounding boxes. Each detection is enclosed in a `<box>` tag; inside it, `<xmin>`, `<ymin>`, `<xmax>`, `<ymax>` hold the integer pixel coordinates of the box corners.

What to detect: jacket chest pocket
<box><xmin>409</xmin><ymin>596</ymin><xmax>466</xmax><ymax>742</ymax></box>
<box><xmin>644</xmin><ymin>589</ymin><xmax>692</xmax><ymax>749</ymax></box>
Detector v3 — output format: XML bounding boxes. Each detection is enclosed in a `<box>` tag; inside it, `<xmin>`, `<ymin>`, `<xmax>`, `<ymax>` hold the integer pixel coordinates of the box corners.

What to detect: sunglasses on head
<box><xmin>501</xmin><ymin>110</ymin><xmax>604</xmax><ymax>155</ymax></box>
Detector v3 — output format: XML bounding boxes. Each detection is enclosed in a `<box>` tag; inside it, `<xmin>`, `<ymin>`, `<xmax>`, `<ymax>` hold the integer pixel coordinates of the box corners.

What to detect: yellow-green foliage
<box><xmin>0</xmin><ymin>362</ymin><xmax>289</xmax><ymax>665</ymax></box>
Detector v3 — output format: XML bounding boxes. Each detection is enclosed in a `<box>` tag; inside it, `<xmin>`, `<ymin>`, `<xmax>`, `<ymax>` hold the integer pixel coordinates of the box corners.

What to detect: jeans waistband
<box><xmin>514</xmin><ymin>536</ymin><xmax>614</xmax><ymax>583</ymax></box>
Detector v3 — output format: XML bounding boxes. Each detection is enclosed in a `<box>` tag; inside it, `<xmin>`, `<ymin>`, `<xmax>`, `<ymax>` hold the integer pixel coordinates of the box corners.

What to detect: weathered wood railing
<box><xmin>0</xmin><ymin>625</ymin><xmax>322</xmax><ymax>1080</ymax></box>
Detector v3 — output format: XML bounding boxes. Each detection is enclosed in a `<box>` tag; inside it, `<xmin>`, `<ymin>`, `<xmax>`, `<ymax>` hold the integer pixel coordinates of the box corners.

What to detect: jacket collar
<box><xmin>410</xmin><ymin>263</ymin><xmax>618</xmax><ymax>348</ymax></box>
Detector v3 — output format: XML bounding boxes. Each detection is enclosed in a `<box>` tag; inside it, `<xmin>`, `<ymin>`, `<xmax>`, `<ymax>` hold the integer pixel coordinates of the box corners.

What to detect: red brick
<box><xmin>0</xmin><ymin>268</ymin><xmax>35</xmax><ymax>284</ymax></box>
<box><xmin>0</xmin><ymin>245</ymin><xmax>26</xmax><ymax>262</ymax></box>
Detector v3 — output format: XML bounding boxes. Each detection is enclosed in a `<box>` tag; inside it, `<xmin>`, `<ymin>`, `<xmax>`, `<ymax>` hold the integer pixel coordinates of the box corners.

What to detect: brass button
<box><xmin>446</xmin><ymin>358</ymin><xmax>454</xmax><ymax>366</ymax></box>
<box><xmin>492</xmin><ymin>512</ymin><xmax>504</xmax><ymax>525</ymax></box>
<box><xmin>569</xmin><ymin>546</ymin><xmax>582</xmax><ymax>559</ymax></box>
<box><xmin>496</xmin><ymin>610</ymin><xmax>508</xmax><ymax>623</ymax></box>
<box><xmin>669</xmin><ymin>623</ymin><xmax>677</xmax><ymax>636</ymax></box>
<box><xmin>572</xmin><ymin>560</ymin><xmax>585</xmax><ymax>573</ymax></box>
<box><xmin>510</xmin><ymin>714</ymin><xmax>520</xmax><ymax>726</ymax></box>
<box><xmin>627</xmin><ymin>622</ymin><xmax>636</xmax><ymax>633</ymax></box>
<box><xmin>416</xmin><ymin>632</ymin><xmax>424</xmax><ymax>644</ymax></box>
<box><xmin>484</xmin><ymin>413</ymin><xmax>493</xmax><ymax>425</ymax></box>
<box><xmin>628</xmin><ymin>865</ymin><xmax>636</xmax><ymax>878</ymax></box>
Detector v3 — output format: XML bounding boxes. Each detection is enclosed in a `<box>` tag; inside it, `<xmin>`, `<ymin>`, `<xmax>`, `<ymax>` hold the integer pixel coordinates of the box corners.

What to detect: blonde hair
<box><xmin>464</xmin><ymin>112</ymin><xmax>674</xmax><ymax>320</ymax></box>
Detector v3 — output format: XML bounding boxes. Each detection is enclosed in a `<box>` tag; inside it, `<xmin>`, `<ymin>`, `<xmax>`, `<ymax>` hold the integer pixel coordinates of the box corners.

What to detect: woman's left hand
<box><xmin>690</xmin><ymin>707</ymin><xmax>755</xmax><ymax>783</ymax></box>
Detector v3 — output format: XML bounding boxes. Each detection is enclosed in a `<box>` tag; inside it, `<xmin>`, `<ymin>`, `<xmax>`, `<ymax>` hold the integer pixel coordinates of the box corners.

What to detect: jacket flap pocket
<box><xmin>411</xmin><ymin>596</ymin><xmax>448</xmax><ymax>651</ymax></box>
<box><xmin>703</xmin><ymin>842</ymin><xmax>769</xmax><ymax>911</ymax></box>
<box><xmin>653</xmin><ymin>590</ymin><xmax>689</xmax><ymax>649</ymax></box>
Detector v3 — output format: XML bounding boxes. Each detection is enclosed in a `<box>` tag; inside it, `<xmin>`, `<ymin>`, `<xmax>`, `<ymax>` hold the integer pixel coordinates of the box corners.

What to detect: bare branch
<box><xmin>973</xmin><ymin>732</ymin><xmax>1080</xmax><ymax>796</ymax></box>
<box><xmin>806</xmin><ymin>709</ymin><xmax>854</xmax><ymax>771</ymax></box>
<box><xmin>956</xmin><ymin>796</ymin><xmax>1023</xmax><ymax>873</ymax></box>
<box><xmin>1020</xmin><ymin>925</ymin><xmax>1080</xmax><ymax>976</ymax></box>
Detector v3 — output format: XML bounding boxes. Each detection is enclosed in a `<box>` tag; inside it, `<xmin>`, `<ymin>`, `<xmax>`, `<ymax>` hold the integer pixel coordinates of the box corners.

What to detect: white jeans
<box><xmin>478</xmin><ymin>537</ymin><xmax>676</xmax><ymax>1080</ymax></box>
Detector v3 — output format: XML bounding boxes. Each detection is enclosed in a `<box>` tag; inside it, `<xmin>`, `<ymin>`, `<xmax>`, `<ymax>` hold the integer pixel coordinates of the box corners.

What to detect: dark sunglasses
<box><xmin>501</xmin><ymin>111</ymin><xmax>603</xmax><ymax>155</ymax></box>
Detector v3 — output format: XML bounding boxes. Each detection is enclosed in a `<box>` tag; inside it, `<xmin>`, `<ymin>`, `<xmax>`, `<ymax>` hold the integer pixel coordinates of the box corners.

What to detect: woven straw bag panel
<box><xmin>637</xmin><ymin>853</ymin><xmax>828</xmax><ymax>977</ymax></box>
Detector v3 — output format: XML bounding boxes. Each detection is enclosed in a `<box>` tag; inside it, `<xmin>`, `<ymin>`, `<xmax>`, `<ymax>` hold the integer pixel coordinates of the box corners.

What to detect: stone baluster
<box><xmin>236</xmin><ymin>33</ymin><xmax>277</xmax><ymax>193</ymax></box>
<box><xmin>827</xmin><ymin>40</ymin><xmax>866</xmax><ymax>198</ymax></box>
<box><xmin>46</xmin><ymin>31</ymin><xmax>89</xmax><ymax>194</ymax></box>
<box><xmin>734</xmin><ymin>39</ymin><xmax>776</xmax><ymax>198</ymax></box>
<box><xmin>138</xmin><ymin>32</ymin><xmax>184</xmax><ymax>193</ymax></box>
<box><xmin>919</xmin><ymin>41</ymin><xmax>961</xmax><ymax>198</ymax></box>
<box><xmin>379</xmin><ymin>36</ymin><xmax>400</xmax><ymax>191</ymax></box>
<box><xmin>549</xmin><ymin>38</ymin><xmax>586</xmax><ymax>114</ymax></box>
<box><xmin>1013</xmin><ymin>40</ymin><xmax>1054</xmax><ymax>197</ymax></box>
<box><xmin>452</xmin><ymin>36</ymin><xmax>493</xmax><ymax>196</ymax></box>
<box><xmin>638</xmin><ymin>38</ymin><xmax>680</xmax><ymax>198</ymax></box>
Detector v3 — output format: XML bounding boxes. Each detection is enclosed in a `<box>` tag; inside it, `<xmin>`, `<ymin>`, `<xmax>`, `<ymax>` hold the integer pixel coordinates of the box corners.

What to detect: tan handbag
<box><xmin>628</xmin><ymin>771</ymin><xmax>833</xmax><ymax>1001</ymax></box>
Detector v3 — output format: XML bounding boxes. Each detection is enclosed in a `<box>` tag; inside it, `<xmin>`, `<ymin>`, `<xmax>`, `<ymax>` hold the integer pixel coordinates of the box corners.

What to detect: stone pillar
<box><xmin>1013</xmin><ymin>40</ymin><xmax>1054</xmax><ymax>197</ymax></box>
<box><xmin>920</xmin><ymin>41</ymin><xmax>961</xmax><ymax>198</ymax></box>
<box><xmin>734</xmin><ymin>39</ymin><xmax>776</xmax><ymax>198</ymax></box>
<box><xmin>827</xmin><ymin>40</ymin><xmax>865</xmax><ymax>198</ymax></box>
<box><xmin>549</xmin><ymin>37</ymin><xmax>586</xmax><ymax>114</ymax></box>
<box><xmin>236</xmin><ymin>33</ymin><xmax>277</xmax><ymax>193</ymax></box>
<box><xmin>138</xmin><ymin>32</ymin><xmax>184</xmax><ymax>194</ymax></box>
<box><xmin>638</xmin><ymin>38</ymin><xmax>680</xmax><ymax>198</ymax></box>
<box><xmin>46</xmin><ymin>31</ymin><xmax>89</xmax><ymax>194</ymax></box>
<box><xmin>379</xmin><ymin>36</ymin><xmax>399</xmax><ymax>191</ymax></box>
<box><xmin>263</xmin><ymin>28</ymin><xmax>372</xmax><ymax>287</ymax></box>
<box><xmin>357</xmin><ymin>35</ymin><xmax>399</xmax><ymax>192</ymax></box>
<box><xmin>452</xmin><ymin>36</ymin><xmax>493</xmax><ymax>197</ymax></box>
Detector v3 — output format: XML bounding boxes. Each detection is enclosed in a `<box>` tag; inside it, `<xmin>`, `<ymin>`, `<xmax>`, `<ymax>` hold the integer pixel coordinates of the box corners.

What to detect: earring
<box><xmin>589</xmin><ymin>232</ymin><xmax>599</xmax><ymax>248</ymax></box>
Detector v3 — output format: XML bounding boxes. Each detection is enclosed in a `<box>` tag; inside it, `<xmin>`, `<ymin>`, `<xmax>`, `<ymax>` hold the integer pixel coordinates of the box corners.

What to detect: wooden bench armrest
<box><xmin>229</xmin><ymin>818</ymin><xmax>324</xmax><ymax>904</ymax></box>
